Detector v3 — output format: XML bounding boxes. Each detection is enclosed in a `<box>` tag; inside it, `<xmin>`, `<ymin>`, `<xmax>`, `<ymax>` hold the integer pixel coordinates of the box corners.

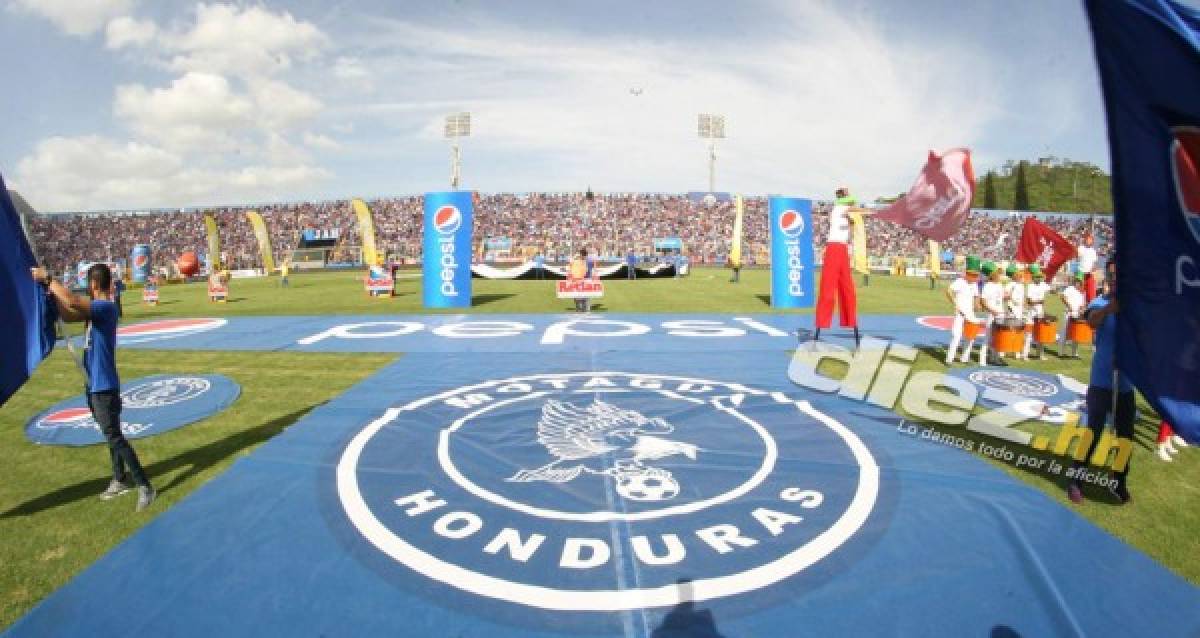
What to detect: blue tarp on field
<box><xmin>6</xmin><ymin>343</ymin><xmax>1198</xmax><ymax>637</ymax></box>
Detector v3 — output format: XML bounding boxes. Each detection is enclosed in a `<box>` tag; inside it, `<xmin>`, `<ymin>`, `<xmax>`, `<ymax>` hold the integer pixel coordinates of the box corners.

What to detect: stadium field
<box><xmin>0</xmin><ymin>268</ymin><xmax>1196</xmax><ymax>632</ymax></box>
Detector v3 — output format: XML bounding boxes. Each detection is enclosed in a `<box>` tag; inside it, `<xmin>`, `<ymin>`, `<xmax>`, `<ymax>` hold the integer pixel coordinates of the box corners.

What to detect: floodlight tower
<box><xmin>697</xmin><ymin>113</ymin><xmax>725</xmax><ymax>193</ymax></box>
<box><xmin>444</xmin><ymin>112</ymin><xmax>471</xmax><ymax>189</ymax></box>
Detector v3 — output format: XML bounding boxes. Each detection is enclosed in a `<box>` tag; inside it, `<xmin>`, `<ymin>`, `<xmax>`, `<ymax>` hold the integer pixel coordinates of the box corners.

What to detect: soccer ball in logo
<box><xmin>434</xmin><ymin>205</ymin><xmax>462</xmax><ymax>235</ymax></box>
<box><xmin>779</xmin><ymin>209</ymin><xmax>805</xmax><ymax>237</ymax></box>
<box><xmin>615</xmin><ymin>468</ymin><xmax>680</xmax><ymax>501</ymax></box>
<box><xmin>1171</xmin><ymin>126</ymin><xmax>1200</xmax><ymax>245</ymax></box>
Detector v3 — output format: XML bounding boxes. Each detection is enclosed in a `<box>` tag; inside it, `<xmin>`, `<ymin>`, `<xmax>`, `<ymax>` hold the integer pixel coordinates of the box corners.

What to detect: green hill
<box><xmin>973</xmin><ymin>159</ymin><xmax>1112</xmax><ymax>214</ymax></box>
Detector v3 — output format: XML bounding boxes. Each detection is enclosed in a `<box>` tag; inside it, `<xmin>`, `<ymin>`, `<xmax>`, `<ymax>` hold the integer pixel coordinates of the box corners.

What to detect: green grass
<box><xmin>1</xmin><ymin>267</ymin><xmax>1196</xmax><ymax>631</ymax></box>
<box><xmin>0</xmin><ymin>349</ymin><xmax>395</xmax><ymax>629</ymax></box>
<box><xmin>120</xmin><ymin>267</ymin><xmax>955</xmax><ymax>318</ymax></box>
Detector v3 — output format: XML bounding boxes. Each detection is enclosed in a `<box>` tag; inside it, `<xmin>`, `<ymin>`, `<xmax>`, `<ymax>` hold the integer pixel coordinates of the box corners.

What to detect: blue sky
<box><xmin>0</xmin><ymin>1</ymin><xmax>1141</xmax><ymax>211</ymax></box>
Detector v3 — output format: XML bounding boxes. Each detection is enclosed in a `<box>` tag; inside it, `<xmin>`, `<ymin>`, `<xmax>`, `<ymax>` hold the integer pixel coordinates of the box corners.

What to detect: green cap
<box><xmin>1074</xmin><ymin>272</ymin><xmax>1085</xmax><ymax>282</ymax></box>
<box><xmin>982</xmin><ymin>260</ymin><xmax>997</xmax><ymax>275</ymax></box>
<box><xmin>835</xmin><ymin>196</ymin><xmax>857</xmax><ymax>206</ymax></box>
<box><xmin>1005</xmin><ymin>264</ymin><xmax>1018</xmax><ymax>277</ymax></box>
<box><xmin>1029</xmin><ymin>264</ymin><xmax>1043</xmax><ymax>278</ymax></box>
<box><xmin>965</xmin><ymin>256</ymin><xmax>981</xmax><ymax>272</ymax></box>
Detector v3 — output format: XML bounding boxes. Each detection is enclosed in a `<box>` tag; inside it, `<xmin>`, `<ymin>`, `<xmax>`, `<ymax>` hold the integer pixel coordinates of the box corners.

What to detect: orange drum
<box><xmin>1034</xmin><ymin>316</ymin><xmax>1058</xmax><ymax>345</ymax></box>
<box><xmin>991</xmin><ymin>319</ymin><xmax>1025</xmax><ymax>354</ymax></box>
<box><xmin>963</xmin><ymin>320</ymin><xmax>982</xmax><ymax>340</ymax></box>
<box><xmin>1066</xmin><ymin>318</ymin><xmax>1093</xmax><ymax>343</ymax></box>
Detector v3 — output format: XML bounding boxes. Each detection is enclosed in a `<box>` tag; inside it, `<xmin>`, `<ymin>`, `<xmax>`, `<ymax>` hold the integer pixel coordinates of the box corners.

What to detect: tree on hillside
<box><xmin>1013</xmin><ymin>161</ymin><xmax>1031</xmax><ymax>211</ymax></box>
<box><xmin>983</xmin><ymin>172</ymin><xmax>997</xmax><ymax>209</ymax></box>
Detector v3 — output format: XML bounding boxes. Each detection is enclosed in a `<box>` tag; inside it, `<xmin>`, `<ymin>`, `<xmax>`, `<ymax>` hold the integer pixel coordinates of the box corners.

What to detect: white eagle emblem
<box><xmin>507</xmin><ymin>399</ymin><xmax>700</xmax><ymax>501</ymax></box>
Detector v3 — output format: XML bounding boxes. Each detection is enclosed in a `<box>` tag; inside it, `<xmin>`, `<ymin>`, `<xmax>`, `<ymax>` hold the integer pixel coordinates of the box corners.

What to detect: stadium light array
<box><xmin>444</xmin><ymin>112</ymin><xmax>471</xmax><ymax>190</ymax></box>
<box><xmin>697</xmin><ymin>113</ymin><xmax>725</xmax><ymax>193</ymax></box>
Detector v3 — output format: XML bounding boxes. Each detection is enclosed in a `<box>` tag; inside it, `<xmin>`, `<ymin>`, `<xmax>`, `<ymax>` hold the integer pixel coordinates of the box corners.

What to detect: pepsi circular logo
<box><xmin>434</xmin><ymin>205</ymin><xmax>462</xmax><ymax>235</ymax></box>
<box><xmin>134</xmin><ymin>254</ymin><xmax>149</xmax><ymax>268</ymax></box>
<box><xmin>337</xmin><ymin>372</ymin><xmax>880</xmax><ymax>611</ymax></box>
<box><xmin>1170</xmin><ymin>126</ymin><xmax>1200</xmax><ymax>245</ymax></box>
<box><xmin>778</xmin><ymin>210</ymin><xmax>805</xmax><ymax>237</ymax></box>
<box><xmin>26</xmin><ymin>374</ymin><xmax>240</xmax><ymax>446</ymax></box>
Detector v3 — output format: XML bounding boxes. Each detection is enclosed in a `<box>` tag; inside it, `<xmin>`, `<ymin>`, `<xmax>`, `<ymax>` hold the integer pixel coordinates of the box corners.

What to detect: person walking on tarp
<box><xmin>31</xmin><ymin>264</ymin><xmax>156</xmax><ymax>511</ymax></box>
<box><xmin>1067</xmin><ymin>257</ymin><xmax>1132</xmax><ymax>505</ymax></box>
<box><xmin>814</xmin><ymin>187</ymin><xmax>869</xmax><ymax>346</ymax></box>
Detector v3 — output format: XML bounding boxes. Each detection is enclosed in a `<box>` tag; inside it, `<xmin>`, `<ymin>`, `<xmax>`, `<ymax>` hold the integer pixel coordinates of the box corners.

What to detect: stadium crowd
<box><xmin>25</xmin><ymin>193</ymin><xmax>1112</xmax><ymax>275</ymax></box>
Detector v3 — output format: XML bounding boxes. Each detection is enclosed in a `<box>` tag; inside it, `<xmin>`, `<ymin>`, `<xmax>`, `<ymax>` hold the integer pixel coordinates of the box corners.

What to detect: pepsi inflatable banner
<box><xmin>768</xmin><ymin>196</ymin><xmax>815</xmax><ymax>309</ymax></box>
<box><xmin>25</xmin><ymin>374</ymin><xmax>240</xmax><ymax>446</ymax></box>
<box><xmin>1086</xmin><ymin>0</ymin><xmax>1200</xmax><ymax>442</ymax></box>
<box><xmin>131</xmin><ymin>244</ymin><xmax>151</xmax><ymax>283</ymax></box>
<box><xmin>423</xmin><ymin>191</ymin><xmax>474</xmax><ymax>308</ymax></box>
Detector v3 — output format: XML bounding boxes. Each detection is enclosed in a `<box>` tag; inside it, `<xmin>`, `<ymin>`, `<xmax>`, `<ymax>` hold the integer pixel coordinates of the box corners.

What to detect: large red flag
<box><xmin>1015</xmin><ymin>217</ymin><xmax>1075</xmax><ymax>278</ymax></box>
<box><xmin>875</xmin><ymin>148</ymin><xmax>975</xmax><ymax>241</ymax></box>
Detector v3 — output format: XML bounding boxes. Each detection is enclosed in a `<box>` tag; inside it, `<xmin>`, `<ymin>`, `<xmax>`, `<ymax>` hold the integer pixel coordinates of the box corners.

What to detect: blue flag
<box><xmin>0</xmin><ymin>174</ymin><xmax>56</xmax><ymax>406</ymax></box>
<box><xmin>1086</xmin><ymin>0</ymin><xmax>1200</xmax><ymax>442</ymax></box>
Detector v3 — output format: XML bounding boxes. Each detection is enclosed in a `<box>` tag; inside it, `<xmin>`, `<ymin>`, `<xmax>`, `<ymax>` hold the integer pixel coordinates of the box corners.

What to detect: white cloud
<box><xmin>303</xmin><ymin>132</ymin><xmax>342</xmax><ymax>151</ymax></box>
<box><xmin>165</xmin><ymin>3</ymin><xmax>328</xmax><ymax>78</ymax></box>
<box><xmin>252</xmin><ymin>80</ymin><xmax>323</xmax><ymax>130</ymax></box>
<box><xmin>10</xmin><ymin>0</ymin><xmax>132</xmax><ymax>36</ymax></box>
<box><xmin>14</xmin><ymin>135</ymin><xmax>330</xmax><ymax>211</ymax></box>
<box><xmin>114</xmin><ymin>72</ymin><xmax>255</xmax><ymax>150</ymax></box>
<box><xmin>105</xmin><ymin>15</ymin><xmax>156</xmax><ymax>49</ymax></box>
<box><xmin>332</xmin><ymin>56</ymin><xmax>373</xmax><ymax>90</ymax></box>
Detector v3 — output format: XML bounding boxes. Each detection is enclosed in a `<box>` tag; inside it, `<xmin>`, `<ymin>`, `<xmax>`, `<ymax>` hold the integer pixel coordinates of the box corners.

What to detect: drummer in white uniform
<box><xmin>944</xmin><ymin>255</ymin><xmax>982</xmax><ymax>364</ymax></box>
<box><xmin>1058</xmin><ymin>272</ymin><xmax>1087</xmax><ymax>358</ymax></box>
<box><xmin>1003</xmin><ymin>264</ymin><xmax>1027</xmax><ymax>360</ymax></box>
<box><xmin>978</xmin><ymin>261</ymin><xmax>1006</xmax><ymax>366</ymax></box>
<box><xmin>1024</xmin><ymin>265</ymin><xmax>1052</xmax><ymax>359</ymax></box>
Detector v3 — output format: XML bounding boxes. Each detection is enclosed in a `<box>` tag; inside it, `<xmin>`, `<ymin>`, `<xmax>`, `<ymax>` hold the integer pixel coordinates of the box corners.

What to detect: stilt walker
<box><xmin>814</xmin><ymin>187</ymin><xmax>868</xmax><ymax>347</ymax></box>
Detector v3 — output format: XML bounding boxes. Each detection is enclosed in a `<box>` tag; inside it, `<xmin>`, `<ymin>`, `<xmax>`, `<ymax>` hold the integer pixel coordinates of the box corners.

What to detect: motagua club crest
<box><xmin>336</xmin><ymin>372</ymin><xmax>881</xmax><ymax>611</ymax></box>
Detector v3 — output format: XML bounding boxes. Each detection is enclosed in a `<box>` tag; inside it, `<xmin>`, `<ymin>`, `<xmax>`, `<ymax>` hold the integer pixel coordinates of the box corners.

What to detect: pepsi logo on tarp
<box><xmin>336</xmin><ymin>372</ymin><xmax>884</xmax><ymax>612</ymax></box>
<box><xmin>117</xmin><ymin>318</ymin><xmax>227</xmax><ymax>345</ymax></box>
<box><xmin>916</xmin><ymin>316</ymin><xmax>955</xmax><ymax>331</ymax></box>
<box><xmin>25</xmin><ymin>374</ymin><xmax>240</xmax><ymax>446</ymax></box>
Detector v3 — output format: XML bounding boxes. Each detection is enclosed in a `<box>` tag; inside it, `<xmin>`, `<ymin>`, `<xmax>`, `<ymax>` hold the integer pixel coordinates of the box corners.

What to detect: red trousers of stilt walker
<box><xmin>815</xmin><ymin>242</ymin><xmax>857</xmax><ymax>329</ymax></box>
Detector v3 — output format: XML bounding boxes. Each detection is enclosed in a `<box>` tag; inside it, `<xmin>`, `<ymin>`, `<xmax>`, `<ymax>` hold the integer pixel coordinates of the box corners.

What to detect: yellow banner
<box><xmin>244</xmin><ymin>210</ymin><xmax>276</xmax><ymax>273</ymax></box>
<box><xmin>730</xmin><ymin>195</ymin><xmax>744</xmax><ymax>267</ymax></box>
<box><xmin>849</xmin><ymin>211</ymin><xmax>869</xmax><ymax>274</ymax></box>
<box><xmin>203</xmin><ymin>213</ymin><xmax>221</xmax><ymax>271</ymax></box>
<box><xmin>352</xmin><ymin>198</ymin><xmax>380</xmax><ymax>265</ymax></box>
<box><xmin>928</xmin><ymin>240</ymin><xmax>942</xmax><ymax>277</ymax></box>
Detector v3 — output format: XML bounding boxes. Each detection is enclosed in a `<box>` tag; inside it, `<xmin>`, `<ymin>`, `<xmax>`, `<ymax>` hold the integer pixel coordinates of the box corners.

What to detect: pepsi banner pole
<box><xmin>423</xmin><ymin>191</ymin><xmax>474</xmax><ymax>308</ymax></box>
<box><xmin>768</xmin><ymin>196</ymin><xmax>815</xmax><ymax>308</ymax></box>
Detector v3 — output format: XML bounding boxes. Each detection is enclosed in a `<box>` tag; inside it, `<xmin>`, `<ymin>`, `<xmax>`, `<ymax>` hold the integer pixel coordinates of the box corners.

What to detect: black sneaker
<box><xmin>1108</xmin><ymin>483</ymin><xmax>1131</xmax><ymax>505</ymax></box>
<box><xmin>100</xmin><ymin>478</ymin><xmax>133</xmax><ymax>501</ymax></box>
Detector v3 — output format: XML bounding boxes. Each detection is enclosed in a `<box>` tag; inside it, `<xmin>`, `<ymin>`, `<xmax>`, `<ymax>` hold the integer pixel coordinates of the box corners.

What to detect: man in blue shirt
<box><xmin>1067</xmin><ymin>257</ymin><xmax>1133</xmax><ymax>505</ymax></box>
<box><xmin>626</xmin><ymin>250</ymin><xmax>637</xmax><ymax>280</ymax></box>
<box><xmin>32</xmin><ymin>263</ymin><xmax>155</xmax><ymax>511</ymax></box>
